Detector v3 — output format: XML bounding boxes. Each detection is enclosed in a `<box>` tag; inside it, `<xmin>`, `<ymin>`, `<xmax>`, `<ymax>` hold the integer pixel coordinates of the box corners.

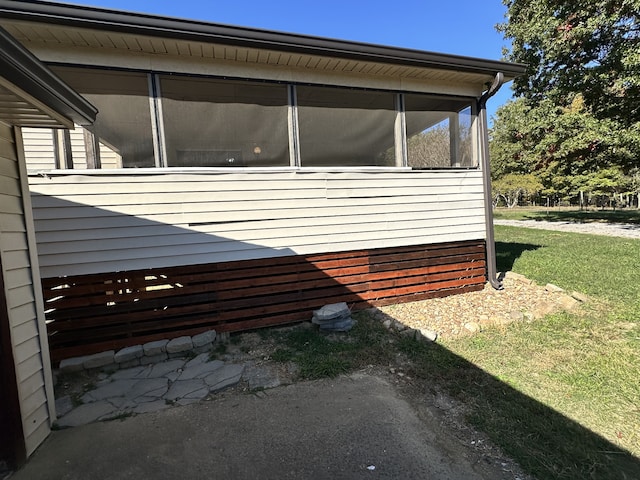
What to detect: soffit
<box><xmin>0</xmin><ymin>81</ymin><xmax>69</xmax><ymax>127</ymax></box>
<box><xmin>0</xmin><ymin>24</ymin><xmax>97</xmax><ymax>128</ymax></box>
<box><xmin>1</xmin><ymin>21</ymin><xmax>500</xmax><ymax>89</ymax></box>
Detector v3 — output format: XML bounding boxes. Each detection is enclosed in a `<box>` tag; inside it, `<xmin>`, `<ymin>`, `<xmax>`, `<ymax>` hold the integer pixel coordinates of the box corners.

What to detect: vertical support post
<box><xmin>83</xmin><ymin>128</ymin><xmax>101</xmax><ymax>169</ymax></box>
<box><xmin>449</xmin><ymin>113</ymin><xmax>460</xmax><ymax>167</ymax></box>
<box><xmin>148</xmin><ymin>73</ymin><xmax>167</xmax><ymax>168</ymax></box>
<box><xmin>53</xmin><ymin>129</ymin><xmax>73</xmax><ymax>169</ymax></box>
<box><xmin>394</xmin><ymin>93</ymin><xmax>407</xmax><ymax>167</ymax></box>
<box><xmin>287</xmin><ymin>84</ymin><xmax>301</xmax><ymax>167</ymax></box>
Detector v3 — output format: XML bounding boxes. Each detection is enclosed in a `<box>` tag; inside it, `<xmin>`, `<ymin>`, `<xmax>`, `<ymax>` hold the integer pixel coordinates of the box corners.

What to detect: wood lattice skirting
<box><xmin>43</xmin><ymin>239</ymin><xmax>487</xmax><ymax>361</ymax></box>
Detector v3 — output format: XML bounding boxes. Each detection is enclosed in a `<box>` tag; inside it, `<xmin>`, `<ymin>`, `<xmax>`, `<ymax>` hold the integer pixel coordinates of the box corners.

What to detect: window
<box><xmin>52</xmin><ymin>67</ymin><xmax>156</xmax><ymax>168</ymax></box>
<box><xmin>404</xmin><ymin>94</ymin><xmax>476</xmax><ymax>168</ymax></box>
<box><xmin>160</xmin><ymin>76</ymin><xmax>290</xmax><ymax>167</ymax></box>
<box><xmin>296</xmin><ymin>85</ymin><xmax>398</xmax><ymax>167</ymax></box>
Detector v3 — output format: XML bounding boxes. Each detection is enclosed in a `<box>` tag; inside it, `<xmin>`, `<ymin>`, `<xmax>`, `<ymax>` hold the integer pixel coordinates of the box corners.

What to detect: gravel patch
<box><xmin>494</xmin><ymin>219</ymin><xmax>640</xmax><ymax>239</ymax></box>
<box><xmin>372</xmin><ymin>272</ymin><xmax>587</xmax><ymax>339</ymax></box>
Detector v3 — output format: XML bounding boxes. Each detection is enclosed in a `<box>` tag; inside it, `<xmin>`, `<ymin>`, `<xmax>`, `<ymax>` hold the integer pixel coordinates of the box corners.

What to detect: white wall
<box><xmin>29</xmin><ymin>170</ymin><xmax>487</xmax><ymax>278</ymax></box>
<box><xmin>21</xmin><ymin>127</ymin><xmax>122</xmax><ymax>172</ymax></box>
<box><xmin>0</xmin><ymin>123</ymin><xmax>53</xmax><ymax>457</ymax></box>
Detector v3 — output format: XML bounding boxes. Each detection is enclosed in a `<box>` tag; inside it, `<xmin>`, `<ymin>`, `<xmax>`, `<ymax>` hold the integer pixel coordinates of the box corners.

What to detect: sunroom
<box><xmin>0</xmin><ymin>0</ymin><xmax>526</xmax><ymax>362</ymax></box>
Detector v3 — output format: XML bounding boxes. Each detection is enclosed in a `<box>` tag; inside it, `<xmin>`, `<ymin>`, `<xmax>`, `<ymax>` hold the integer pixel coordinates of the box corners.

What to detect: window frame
<box><xmin>33</xmin><ymin>64</ymin><xmax>481</xmax><ymax>172</ymax></box>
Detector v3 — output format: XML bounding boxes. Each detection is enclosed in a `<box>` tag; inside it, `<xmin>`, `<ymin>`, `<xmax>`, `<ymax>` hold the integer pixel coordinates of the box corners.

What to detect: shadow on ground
<box><xmin>495</xmin><ymin>241</ymin><xmax>540</xmax><ymax>272</ymax></box>
<box><xmin>397</xmin><ymin>334</ymin><xmax>640</xmax><ymax>480</ymax></box>
<box><xmin>517</xmin><ymin>209</ymin><xmax>640</xmax><ymax>224</ymax></box>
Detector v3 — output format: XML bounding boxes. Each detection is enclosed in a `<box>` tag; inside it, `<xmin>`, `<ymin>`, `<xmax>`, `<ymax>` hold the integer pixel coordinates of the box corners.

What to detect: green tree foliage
<box><xmin>491</xmin><ymin>0</ymin><xmax>640</xmax><ymax>206</ymax></box>
<box><xmin>492</xmin><ymin>173</ymin><xmax>543</xmax><ymax>207</ymax></box>
<box><xmin>498</xmin><ymin>0</ymin><xmax>640</xmax><ymax>125</ymax></box>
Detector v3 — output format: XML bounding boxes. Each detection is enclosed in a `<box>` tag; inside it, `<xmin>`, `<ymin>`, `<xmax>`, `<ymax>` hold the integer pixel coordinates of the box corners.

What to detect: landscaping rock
<box><xmin>417</xmin><ymin>328</ymin><xmax>438</xmax><ymax>342</ymax></box>
<box><xmin>115</xmin><ymin>345</ymin><xmax>143</xmax><ymax>363</ymax></box>
<box><xmin>531</xmin><ymin>301</ymin><xmax>557</xmax><ymax>319</ymax></box>
<box><xmin>166</xmin><ymin>336</ymin><xmax>193</xmax><ymax>354</ymax></box>
<box><xmin>571</xmin><ymin>291</ymin><xmax>589</xmax><ymax>303</ymax></box>
<box><xmin>192</xmin><ymin>330</ymin><xmax>216</xmax><ymax>347</ymax></box>
<box><xmin>505</xmin><ymin>271</ymin><xmax>533</xmax><ymax>284</ymax></box>
<box><xmin>143</xmin><ymin>340</ymin><xmax>168</xmax><ymax>356</ymax></box>
<box><xmin>312</xmin><ymin>302</ymin><xmax>355</xmax><ymax>332</ymax></box>
<box><xmin>545</xmin><ymin>283</ymin><xmax>565</xmax><ymax>293</ymax></box>
<box><xmin>463</xmin><ymin>322</ymin><xmax>481</xmax><ymax>333</ymax></box>
<box><xmin>59</xmin><ymin>356</ymin><xmax>85</xmax><ymax>373</ymax></box>
<box><xmin>399</xmin><ymin>328</ymin><xmax>417</xmax><ymax>339</ymax></box>
<box><xmin>559</xmin><ymin>294</ymin><xmax>581</xmax><ymax>311</ymax></box>
<box><xmin>83</xmin><ymin>350</ymin><xmax>115</xmax><ymax>370</ymax></box>
<box><xmin>312</xmin><ymin>302</ymin><xmax>350</xmax><ymax>321</ymax></box>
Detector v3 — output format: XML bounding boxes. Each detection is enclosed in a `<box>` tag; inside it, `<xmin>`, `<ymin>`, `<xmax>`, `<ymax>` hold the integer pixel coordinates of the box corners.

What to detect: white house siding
<box><xmin>0</xmin><ymin>123</ymin><xmax>51</xmax><ymax>456</ymax></box>
<box><xmin>29</xmin><ymin>170</ymin><xmax>487</xmax><ymax>278</ymax></box>
<box><xmin>21</xmin><ymin>127</ymin><xmax>122</xmax><ymax>172</ymax></box>
<box><xmin>20</xmin><ymin>128</ymin><xmax>55</xmax><ymax>172</ymax></box>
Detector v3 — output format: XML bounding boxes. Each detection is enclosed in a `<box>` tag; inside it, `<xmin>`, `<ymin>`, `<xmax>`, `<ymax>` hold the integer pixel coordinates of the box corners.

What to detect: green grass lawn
<box><xmin>267</xmin><ymin>223</ymin><xmax>640</xmax><ymax>479</ymax></box>
<box><xmin>493</xmin><ymin>206</ymin><xmax>640</xmax><ymax>224</ymax></box>
<box><xmin>417</xmin><ymin>226</ymin><xmax>640</xmax><ymax>479</ymax></box>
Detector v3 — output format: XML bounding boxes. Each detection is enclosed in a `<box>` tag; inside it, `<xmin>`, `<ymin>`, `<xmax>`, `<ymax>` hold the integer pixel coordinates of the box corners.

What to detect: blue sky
<box><xmin>63</xmin><ymin>0</ymin><xmax>516</xmax><ymax>120</ymax></box>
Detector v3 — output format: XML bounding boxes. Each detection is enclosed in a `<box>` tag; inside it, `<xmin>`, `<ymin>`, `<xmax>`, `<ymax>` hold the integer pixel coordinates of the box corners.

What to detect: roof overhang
<box><xmin>0</xmin><ymin>0</ymin><xmax>526</xmax><ymax>87</ymax></box>
<box><xmin>0</xmin><ymin>24</ymin><xmax>96</xmax><ymax>128</ymax></box>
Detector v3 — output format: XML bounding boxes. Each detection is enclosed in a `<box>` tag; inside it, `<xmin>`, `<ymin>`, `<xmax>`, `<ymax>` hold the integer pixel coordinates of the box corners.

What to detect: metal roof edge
<box><xmin>0</xmin><ymin>0</ymin><xmax>527</xmax><ymax>80</ymax></box>
<box><xmin>0</xmin><ymin>24</ymin><xmax>97</xmax><ymax>126</ymax></box>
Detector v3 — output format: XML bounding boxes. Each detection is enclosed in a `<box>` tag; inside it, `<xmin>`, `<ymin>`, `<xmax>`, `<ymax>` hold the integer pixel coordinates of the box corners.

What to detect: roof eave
<box><xmin>0</xmin><ymin>24</ymin><xmax>97</xmax><ymax>127</ymax></box>
<box><xmin>0</xmin><ymin>0</ymin><xmax>527</xmax><ymax>81</ymax></box>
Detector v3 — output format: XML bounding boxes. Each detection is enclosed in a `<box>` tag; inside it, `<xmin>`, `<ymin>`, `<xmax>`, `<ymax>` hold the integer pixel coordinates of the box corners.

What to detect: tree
<box><xmin>490</xmin><ymin>95</ymin><xmax>631</xmax><ymax>202</ymax></box>
<box><xmin>492</xmin><ymin>173</ymin><xmax>543</xmax><ymax>207</ymax></box>
<box><xmin>498</xmin><ymin>0</ymin><xmax>640</xmax><ymax>126</ymax></box>
<box><xmin>491</xmin><ymin>1</ymin><xmax>640</xmax><ymax>206</ymax></box>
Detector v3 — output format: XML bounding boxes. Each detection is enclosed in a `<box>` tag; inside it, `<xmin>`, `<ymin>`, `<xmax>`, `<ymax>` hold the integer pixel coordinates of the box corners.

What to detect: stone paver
<box><xmin>82</xmin><ymin>379</ymin><xmax>139</xmax><ymax>403</ymax></box>
<box><xmin>165</xmin><ymin>379</ymin><xmax>209</xmax><ymax>401</ymax></box>
<box><xmin>178</xmin><ymin>359</ymin><xmax>224</xmax><ymax>380</ymax></box>
<box><xmin>205</xmin><ymin>364</ymin><xmax>245</xmax><ymax>392</ymax></box>
<box><xmin>147</xmin><ymin>359</ymin><xmax>186</xmax><ymax>378</ymax></box>
<box><xmin>57</xmin><ymin>401</ymin><xmax>117</xmax><ymax>428</ymax></box>
<box><xmin>55</xmin><ymin>354</ymin><xmax>259</xmax><ymax>429</ymax></box>
<box><xmin>126</xmin><ymin>378</ymin><xmax>169</xmax><ymax>400</ymax></box>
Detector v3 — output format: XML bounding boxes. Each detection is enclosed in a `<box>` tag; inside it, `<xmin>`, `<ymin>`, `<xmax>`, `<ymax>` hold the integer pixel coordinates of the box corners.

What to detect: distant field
<box><xmin>493</xmin><ymin>206</ymin><xmax>640</xmax><ymax>224</ymax></box>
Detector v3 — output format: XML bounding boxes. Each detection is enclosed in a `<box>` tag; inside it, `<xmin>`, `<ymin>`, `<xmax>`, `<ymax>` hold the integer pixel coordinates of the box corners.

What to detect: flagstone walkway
<box><xmin>54</xmin><ymin>353</ymin><xmax>278</xmax><ymax>428</ymax></box>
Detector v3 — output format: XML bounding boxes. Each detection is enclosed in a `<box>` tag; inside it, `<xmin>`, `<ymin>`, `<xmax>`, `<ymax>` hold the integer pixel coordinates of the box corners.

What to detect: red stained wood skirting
<box><xmin>44</xmin><ymin>240</ymin><xmax>487</xmax><ymax>361</ymax></box>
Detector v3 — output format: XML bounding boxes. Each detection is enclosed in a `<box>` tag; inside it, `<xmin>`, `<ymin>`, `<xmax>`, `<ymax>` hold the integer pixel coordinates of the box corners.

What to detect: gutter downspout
<box><xmin>478</xmin><ymin>72</ymin><xmax>504</xmax><ymax>290</ymax></box>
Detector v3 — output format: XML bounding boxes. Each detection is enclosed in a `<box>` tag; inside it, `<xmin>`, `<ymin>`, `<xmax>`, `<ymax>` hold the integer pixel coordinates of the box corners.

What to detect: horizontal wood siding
<box><xmin>29</xmin><ymin>171</ymin><xmax>487</xmax><ymax>278</ymax></box>
<box><xmin>0</xmin><ymin>124</ymin><xmax>50</xmax><ymax>457</ymax></box>
<box><xmin>44</xmin><ymin>239</ymin><xmax>487</xmax><ymax>360</ymax></box>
